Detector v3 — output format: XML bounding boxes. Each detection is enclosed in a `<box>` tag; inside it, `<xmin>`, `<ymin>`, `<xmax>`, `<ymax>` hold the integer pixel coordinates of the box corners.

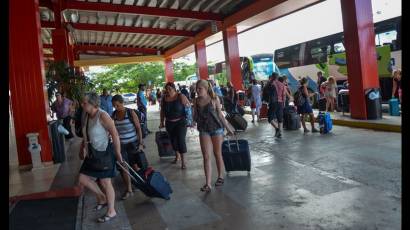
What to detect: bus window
<box><xmin>290</xmin><ymin>45</ymin><xmax>301</xmax><ymax>67</ymax></box>
<box><xmin>334</xmin><ymin>42</ymin><xmax>345</xmax><ymax>53</ymax></box>
<box><xmin>275</xmin><ymin>49</ymin><xmax>291</xmax><ymax>68</ymax></box>
<box><xmin>377</xmin><ymin>30</ymin><xmax>397</xmax><ymax>46</ymax></box>
<box><xmin>306</xmin><ymin>45</ymin><xmax>329</xmax><ymax>64</ymax></box>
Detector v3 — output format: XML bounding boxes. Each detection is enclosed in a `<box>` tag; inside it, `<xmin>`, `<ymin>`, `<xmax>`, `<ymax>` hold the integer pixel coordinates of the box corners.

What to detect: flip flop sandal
<box><xmin>215</xmin><ymin>178</ymin><xmax>224</xmax><ymax>186</ymax></box>
<box><xmin>200</xmin><ymin>184</ymin><xmax>212</xmax><ymax>192</ymax></box>
<box><xmin>98</xmin><ymin>214</ymin><xmax>117</xmax><ymax>223</ymax></box>
<box><xmin>93</xmin><ymin>203</ymin><xmax>108</xmax><ymax>211</ymax></box>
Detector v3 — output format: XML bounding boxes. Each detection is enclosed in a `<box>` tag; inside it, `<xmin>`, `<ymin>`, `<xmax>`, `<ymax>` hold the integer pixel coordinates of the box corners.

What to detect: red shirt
<box><xmin>273</xmin><ymin>80</ymin><xmax>286</xmax><ymax>103</ymax></box>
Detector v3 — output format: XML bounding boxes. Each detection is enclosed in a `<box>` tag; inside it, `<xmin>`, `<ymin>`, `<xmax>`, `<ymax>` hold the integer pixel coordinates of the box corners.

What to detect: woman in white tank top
<box><xmin>78</xmin><ymin>92</ymin><xmax>123</xmax><ymax>223</ymax></box>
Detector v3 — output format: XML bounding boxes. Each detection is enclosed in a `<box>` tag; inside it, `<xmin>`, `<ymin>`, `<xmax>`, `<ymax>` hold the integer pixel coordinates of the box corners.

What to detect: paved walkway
<box><xmin>10</xmin><ymin>103</ymin><xmax>402</xmax><ymax>229</ymax></box>
<box><xmin>116</xmin><ymin>104</ymin><xmax>401</xmax><ymax>229</ymax></box>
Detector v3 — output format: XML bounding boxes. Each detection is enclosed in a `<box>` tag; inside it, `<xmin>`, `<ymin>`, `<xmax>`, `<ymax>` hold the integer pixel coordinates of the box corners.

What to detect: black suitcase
<box><xmin>155</xmin><ymin>130</ymin><xmax>175</xmax><ymax>157</ymax></box>
<box><xmin>318</xmin><ymin>97</ymin><xmax>327</xmax><ymax>111</ymax></box>
<box><xmin>48</xmin><ymin>120</ymin><xmax>66</xmax><ymax>163</ymax></box>
<box><xmin>117</xmin><ymin>162</ymin><xmax>173</xmax><ymax>200</ymax></box>
<box><xmin>283</xmin><ymin>106</ymin><xmax>301</xmax><ymax>130</ymax></box>
<box><xmin>222</xmin><ymin>138</ymin><xmax>251</xmax><ymax>172</ymax></box>
<box><xmin>226</xmin><ymin>113</ymin><xmax>247</xmax><ymax>131</ymax></box>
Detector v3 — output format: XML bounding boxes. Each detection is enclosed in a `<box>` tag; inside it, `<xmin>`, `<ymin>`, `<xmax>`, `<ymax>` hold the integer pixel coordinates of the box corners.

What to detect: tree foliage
<box><xmin>90</xmin><ymin>61</ymin><xmax>198</xmax><ymax>93</ymax></box>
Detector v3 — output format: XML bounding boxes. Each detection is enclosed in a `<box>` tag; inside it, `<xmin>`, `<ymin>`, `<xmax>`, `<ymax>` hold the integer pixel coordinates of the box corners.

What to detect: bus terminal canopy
<box><xmin>40</xmin><ymin>0</ymin><xmax>324</xmax><ymax>66</ymax></box>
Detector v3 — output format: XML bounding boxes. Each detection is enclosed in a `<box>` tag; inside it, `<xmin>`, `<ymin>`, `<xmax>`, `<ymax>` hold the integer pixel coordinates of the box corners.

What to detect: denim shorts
<box><xmin>199</xmin><ymin>128</ymin><xmax>224</xmax><ymax>137</ymax></box>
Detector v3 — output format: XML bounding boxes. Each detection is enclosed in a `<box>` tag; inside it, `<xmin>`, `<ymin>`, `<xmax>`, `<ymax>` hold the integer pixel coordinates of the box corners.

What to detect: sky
<box><xmin>87</xmin><ymin>0</ymin><xmax>401</xmax><ymax>74</ymax></box>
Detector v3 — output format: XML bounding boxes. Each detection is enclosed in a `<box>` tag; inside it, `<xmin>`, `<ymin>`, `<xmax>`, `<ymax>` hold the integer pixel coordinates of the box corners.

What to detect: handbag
<box><xmin>82</xmin><ymin>115</ymin><xmax>114</xmax><ymax>172</ymax></box>
<box><xmin>251</xmin><ymin>101</ymin><xmax>256</xmax><ymax>109</ymax></box>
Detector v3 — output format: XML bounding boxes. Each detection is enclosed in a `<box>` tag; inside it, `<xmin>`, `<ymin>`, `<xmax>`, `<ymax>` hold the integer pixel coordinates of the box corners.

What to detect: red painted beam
<box><xmin>39</xmin><ymin>0</ymin><xmax>52</xmax><ymax>9</ymax></box>
<box><xmin>43</xmin><ymin>44</ymin><xmax>53</xmax><ymax>49</ymax></box>
<box><xmin>164</xmin><ymin>0</ymin><xmax>323</xmax><ymax>58</ymax></box>
<box><xmin>65</xmin><ymin>0</ymin><xmax>223</xmax><ymax>21</ymax></box>
<box><xmin>70</xmin><ymin>22</ymin><xmax>195</xmax><ymax>37</ymax></box>
<box><xmin>165</xmin><ymin>57</ymin><xmax>174</xmax><ymax>82</ymax></box>
<box><xmin>41</xmin><ymin>20</ymin><xmax>55</xmax><ymax>28</ymax></box>
<box><xmin>79</xmin><ymin>51</ymin><xmax>144</xmax><ymax>57</ymax></box>
<box><xmin>74</xmin><ymin>44</ymin><xmax>158</xmax><ymax>55</ymax></box>
<box><xmin>195</xmin><ymin>40</ymin><xmax>209</xmax><ymax>80</ymax></box>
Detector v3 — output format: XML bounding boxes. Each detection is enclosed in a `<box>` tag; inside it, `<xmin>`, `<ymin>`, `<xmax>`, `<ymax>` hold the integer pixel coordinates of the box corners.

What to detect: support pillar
<box><xmin>9</xmin><ymin>0</ymin><xmax>53</xmax><ymax>166</ymax></box>
<box><xmin>222</xmin><ymin>26</ymin><xmax>243</xmax><ymax>90</ymax></box>
<box><xmin>52</xmin><ymin>29</ymin><xmax>70</xmax><ymax>63</ymax></box>
<box><xmin>52</xmin><ymin>0</ymin><xmax>70</xmax><ymax>63</ymax></box>
<box><xmin>165</xmin><ymin>57</ymin><xmax>174</xmax><ymax>83</ymax></box>
<box><xmin>195</xmin><ymin>40</ymin><xmax>209</xmax><ymax>80</ymax></box>
<box><xmin>340</xmin><ymin>0</ymin><xmax>380</xmax><ymax>119</ymax></box>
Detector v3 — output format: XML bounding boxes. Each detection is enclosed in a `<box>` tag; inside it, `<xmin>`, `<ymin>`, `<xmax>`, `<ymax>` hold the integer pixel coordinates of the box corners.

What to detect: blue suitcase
<box><xmin>222</xmin><ymin>138</ymin><xmax>251</xmax><ymax>172</ymax></box>
<box><xmin>389</xmin><ymin>98</ymin><xmax>400</xmax><ymax>116</ymax></box>
<box><xmin>117</xmin><ymin>162</ymin><xmax>173</xmax><ymax>200</ymax></box>
<box><xmin>318</xmin><ymin>112</ymin><xmax>332</xmax><ymax>134</ymax></box>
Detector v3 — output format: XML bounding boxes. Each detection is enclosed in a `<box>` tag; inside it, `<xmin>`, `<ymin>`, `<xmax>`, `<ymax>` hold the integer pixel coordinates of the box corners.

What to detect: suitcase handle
<box><xmin>225</xmin><ymin>135</ymin><xmax>240</xmax><ymax>152</ymax></box>
<box><xmin>116</xmin><ymin>161</ymin><xmax>146</xmax><ymax>183</ymax></box>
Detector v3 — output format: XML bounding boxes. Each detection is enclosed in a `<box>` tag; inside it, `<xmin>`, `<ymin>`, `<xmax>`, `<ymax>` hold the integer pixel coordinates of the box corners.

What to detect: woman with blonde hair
<box><xmin>323</xmin><ymin>76</ymin><xmax>337</xmax><ymax>112</ymax></box>
<box><xmin>193</xmin><ymin>80</ymin><xmax>235</xmax><ymax>192</ymax></box>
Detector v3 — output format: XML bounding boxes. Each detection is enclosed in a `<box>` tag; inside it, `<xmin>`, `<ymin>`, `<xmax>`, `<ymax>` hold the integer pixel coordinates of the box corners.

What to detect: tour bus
<box><xmin>209</xmin><ymin>54</ymin><xmax>281</xmax><ymax>89</ymax></box>
<box><xmin>274</xmin><ymin>16</ymin><xmax>401</xmax><ymax>102</ymax></box>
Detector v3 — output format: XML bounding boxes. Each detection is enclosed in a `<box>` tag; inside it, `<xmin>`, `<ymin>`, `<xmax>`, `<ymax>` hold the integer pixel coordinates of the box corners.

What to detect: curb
<box><xmin>9</xmin><ymin>186</ymin><xmax>84</xmax><ymax>204</ymax></box>
<box><xmin>244</xmin><ymin>110</ymin><xmax>400</xmax><ymax>133</ymax></box>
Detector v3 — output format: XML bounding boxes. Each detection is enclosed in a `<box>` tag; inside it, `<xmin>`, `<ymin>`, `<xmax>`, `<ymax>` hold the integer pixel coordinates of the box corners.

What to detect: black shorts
<box><xmin>165</xmin><ymin>119</ymin><xmax>188</xmax><ymax>154</ymax></box>
<box><xmin>119</xmin><ymin>141</ymin><xmax>140</xmax><ymax>167</ymax></box>
<box><xmin>268</xmin><ymin>102</ymin><xmax>284</xmax><ymax>123</ymax></box>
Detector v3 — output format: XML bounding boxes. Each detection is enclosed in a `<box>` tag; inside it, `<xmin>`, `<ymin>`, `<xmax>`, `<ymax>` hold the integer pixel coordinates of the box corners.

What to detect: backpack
<box><xmin>112</xmin><ymin>108</ymin><xmax>147</xmax><ymax>139</ymax></box>
<box><xmin>74</xmin><ymin>107</ymin><xmax>84</xmax><ymax>137</ymax></box>
<box><xmin>294</xmin><ymin>87</ymin><xmax>306</xmax><ymax>107</ymax></box>
<box><xmin>262</xmin><ymin>83</ymin><xmax>277</xmax><ymax>104</ymax></box>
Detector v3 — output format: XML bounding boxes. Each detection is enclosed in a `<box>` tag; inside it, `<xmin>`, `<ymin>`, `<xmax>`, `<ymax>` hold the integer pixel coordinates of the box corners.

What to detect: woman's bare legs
<box><xmin>211</xmin><ymin>135</ymin><xmax>224</xmax><ymax>179</ymax></box>
<box><xmin>79</xmin><ymin>174</ymin><xmax>106</xmax><ymax>204</ymax></box>
<box><xmin>99</xmin><ymin>178</ymin><xmax>116</xmax><ymax>217</ymax></box>
<box><xmin>199</xmin><ymin>135</ymin><xmax>213</xmax><ymax>187</ymax></box>
<box><xmin>301</xmin><ymin>114</ymin><xmax>307</xmax><ymax>131</ymax></box>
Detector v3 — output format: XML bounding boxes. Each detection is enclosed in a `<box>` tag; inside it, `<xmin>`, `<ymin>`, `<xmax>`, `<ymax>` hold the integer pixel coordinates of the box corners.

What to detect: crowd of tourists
<box><xmin>48</xmin><ymin>68</ymin><xmax>401</xmax><ymax>223</ymax></box>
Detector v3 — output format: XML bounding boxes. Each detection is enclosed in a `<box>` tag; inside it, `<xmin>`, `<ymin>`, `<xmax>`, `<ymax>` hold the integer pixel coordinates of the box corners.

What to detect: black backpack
<box><xmin>294</xmin><ymin>87</ymin><xmax>306</xmax><ymax>106</ymax></box>
<box><xmin>112</xmin><ymin>108</ymin><xmax>147</xmax><ymax>139</ymax></box>
<box><xmin>74</xmin><ymin>107</ymin><xmax>84</xmax><ymax>137</ymax></box>
<box><xmin>262</xmin><ymin>83</ymin><xmax>277</xmax><ymax>104</ymax></box>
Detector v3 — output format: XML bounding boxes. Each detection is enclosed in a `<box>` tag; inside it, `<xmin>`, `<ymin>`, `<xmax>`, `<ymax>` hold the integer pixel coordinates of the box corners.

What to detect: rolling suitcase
<box><xmin>318</xmin><ymin>97</ymin><xmax>327</xmax><ymax>111</ymax></box>
<box><xmin>260</xmin><ymin>103</ymin><xmax>268</xmax><ymax>119</ymax></box>
<box><xmin>318</xmin><ymin>112</ymin><xmax>333</xmax><ymax>134</ymax></box>
<box><xmin>222</xmin><ymin>137</ymin><xmax>251</xmax><ymax>172</ymax></box>
<box><xmin>155</xmin><ymin>129</ymin><xmax>175</xmax><ymax>157</ymax></box>
<box><xmin>225</xmin><ymin>113</ymin><xmax>247</xmax><ymax>131</ymax></box>
<box><xmin>389</xmin><ymin>98</ymin><xmax>400</xmax><ymax>116</ymax></box>
<box><xmin>117</xmin><ymin>162</ymin><xmax>173</xmax><ymax>200</ymax></box>
<box><xmin>284</xmin><ymin>106</ymin><xmax>301</xmax><ymax>130</ymax></box>
<box><xmin>48</xmin><ymin>120</ymin><xmax>66</xmax><ymax>163</ymax></box>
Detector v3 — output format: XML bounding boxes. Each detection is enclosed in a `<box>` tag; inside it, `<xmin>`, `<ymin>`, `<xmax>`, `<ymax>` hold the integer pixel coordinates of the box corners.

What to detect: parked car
<box><xmin>122</xmin><ymin>93</ymin><xmax>136</xmax><ymax>104</ymax></box>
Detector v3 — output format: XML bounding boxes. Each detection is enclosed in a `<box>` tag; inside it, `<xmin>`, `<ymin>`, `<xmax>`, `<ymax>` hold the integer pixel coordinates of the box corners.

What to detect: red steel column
<box><xmin>222</xmin><ymin>26</ymin><xmax>243</xmax><ymax>90</ymax></box>
<box><xmin>340</xmin><ymin>0</ymin><xmax>380</xmax><ymax>119</ymax></box>
<box><xmin>67</xmin><ymin>44</ymin><xmax>75</xmax><ymax>66</ymax></box>
<box><xmin>165</xmin><ymin>57</ymin><xmax>174</xmax><ymax>83</ymax></box>
<box><xmin>9</xmin><ymin>0</ymin><xmax>53</xmax><ymax>165</ymax></box>
<box><xmin>195</xmin><ymin>40</ymin><xmax>209</xmax><ymax>80</ymax></box>
<box><xmin>52</xmin><ymin>0</ymin><xmax>70</xmax><ymax>63</ymax></box>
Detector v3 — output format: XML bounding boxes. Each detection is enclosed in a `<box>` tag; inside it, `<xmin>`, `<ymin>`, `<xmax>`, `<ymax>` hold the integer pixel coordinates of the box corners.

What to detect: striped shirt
<box><xmin>113</xmin><ymin>110</ymin><xmax>138</xmax><ymax>144</ymax></box>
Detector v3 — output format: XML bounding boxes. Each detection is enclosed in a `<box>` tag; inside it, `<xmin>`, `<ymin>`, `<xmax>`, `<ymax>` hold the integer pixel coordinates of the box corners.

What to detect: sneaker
<box><xmin>251</xmin><ymin>120</ymin><xmax>255</xmax><ymax>123</ymax></box>
<box><xmin>274</xmin><ymin>128</ymin><xmax>279</xmax><ymax>137</ymax></box>
<box><xmin>277</xmin><ymin>131</ymin><xmax>282</xmax><ymax>138</ymax></box>
<box><xmin>121</xmin><ymin>191</ymin><xmax>134</xmax><ymax>200</ymax></box>
<box><xmin>312</xmin><ymin>128</ymin><xmax>319</xmax><ymax>133</ymax></box>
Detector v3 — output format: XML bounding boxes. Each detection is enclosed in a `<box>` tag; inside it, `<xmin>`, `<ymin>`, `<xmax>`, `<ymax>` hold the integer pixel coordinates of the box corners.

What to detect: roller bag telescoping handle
<box><xmin>225</xmin><ymin>135</ymin><xmax>240</xmax><ymax>152</ymax></box>
<box><xmin>116</xmin><ymin>161</ymin><xmax>146</xmax><ymax>184</ymax></box>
